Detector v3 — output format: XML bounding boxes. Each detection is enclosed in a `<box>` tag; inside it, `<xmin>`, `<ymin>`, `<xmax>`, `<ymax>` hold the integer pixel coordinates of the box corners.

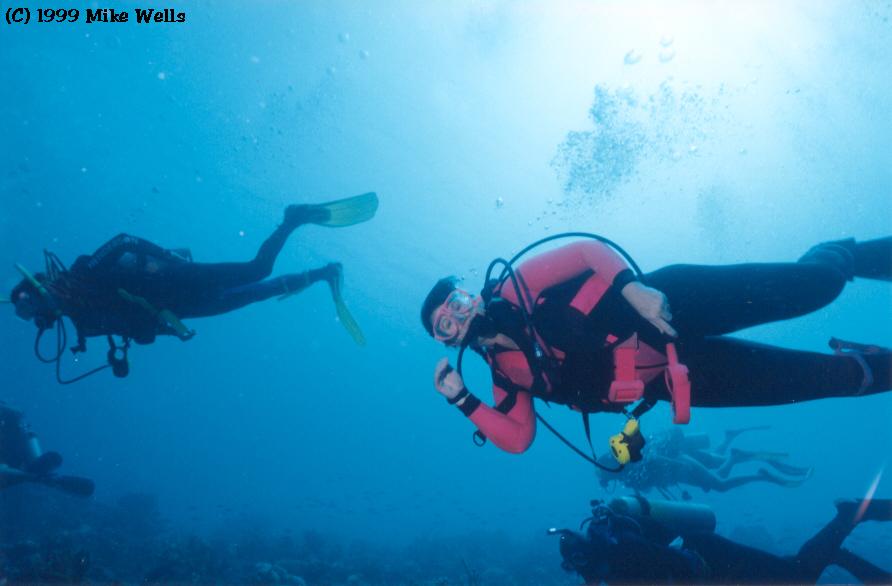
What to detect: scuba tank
<box><xmin>607</xmin><ymin>496</ymin><xmax>716</xmax><ymax>537</ymax></box>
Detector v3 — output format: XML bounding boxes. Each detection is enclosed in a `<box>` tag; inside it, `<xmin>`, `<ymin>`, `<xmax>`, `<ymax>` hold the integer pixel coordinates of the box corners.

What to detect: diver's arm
<box><xmin>433</xmin><ymin>358</ymin><xmax>535</xmax><ymax>454</ymax></box>
<box><xmin>466</xmin><ymin>385</ymin><xmax>536</xmax><ymax>454</ymax></box>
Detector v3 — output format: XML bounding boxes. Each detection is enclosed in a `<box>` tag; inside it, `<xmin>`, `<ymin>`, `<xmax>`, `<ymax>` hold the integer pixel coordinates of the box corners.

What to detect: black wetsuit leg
<box><xmin>834</xmin><ymin>548</ymin><xmax>892</xmax><ymax>585</ymax></box>
<box><xmin>162</xmin><ymin>220</ymin><xmax>299</xmax><ymax>292</ymax></box>
<box><xmin>644</xmin><ymin>261</ymin><xmax>849</xmax><ymax>338</ymax></box>
<box><xmin>639</xmin><ymin>261</ymin><xmax>890</xmax><ymax>407</ymax></box>
<box><xmin>181</xmin><ymin>269</ymin><xmax>330</xmax><ymax>318</ymax></box>
<box><xmin>647</xmin><ymin>336</ymin><xmax>891</xmax><ymax>406</ymax></box>
<box><xmin>792</xmin><ymin>504</ymin><xmax>892</xmax><ymax>583</ymax></box>
<box><xmin>681</xmin><ymin>532</ymin><xmax>802</xmax><ymax>584</ymax></box>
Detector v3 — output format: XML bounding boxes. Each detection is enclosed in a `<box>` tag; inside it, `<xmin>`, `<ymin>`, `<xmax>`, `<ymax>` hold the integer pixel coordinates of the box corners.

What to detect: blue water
<box><xmin>1</xmin><ymin>1</ymin><xmax>891</xmax><ymax>583</ymax></box>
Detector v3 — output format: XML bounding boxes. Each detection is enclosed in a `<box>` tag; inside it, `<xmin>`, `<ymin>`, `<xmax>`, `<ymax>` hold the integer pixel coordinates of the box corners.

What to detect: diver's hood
<box><xmin>11</xmin><ymin>279</ymin><xmax>59</xmax><ymax>329</ymax></box>
<box><xmin>560</xmin><ymin>526</ymin><xmax>612</xmax><ymax>582</ymax></box>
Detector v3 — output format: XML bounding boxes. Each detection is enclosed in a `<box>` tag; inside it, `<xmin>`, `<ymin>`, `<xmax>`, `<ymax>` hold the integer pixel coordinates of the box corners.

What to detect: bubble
<box><xmin>327</xmin><ymin>66</ymin><xmax>337</xmax><ymax>76</ymax></box>
<box><xmin>359</xmin><ymin>50</ymin><xmax>370</xmax><ymax>60</ymax></box>
<box><xmin>660</xmin><ymin>34</ymin><xmax>675</xmax><ymax>47</ymax></box>
<box><xmin>339</xmin><ymin>32</ymin><xmax>350</xmax><ymax>43</ymax></box>
<box><xmin>623</xmin><ymin>50</ymin><xmax>643</xmax><ymax>65</ymax></box>
<box><xmin>738</xmin><ymin>148</ymin><xmax>747</xmax><ymax>155</ymax></box>
<box><xmin>250</xmin><ymin>55</ymin><xmax>261</xmax><ymax>64</ymax></box>
<box><xmin>659</xmin><ymin>49</ymin><xmax>676</xmax><ymax>63</ymax></box>
<box><xmin>238</xmin><ymin>230</ymin><xmax>246</xmax><ymax>237</ymax></box>
<box><xmin>688</xmin><ymin>144</ymin><xmax>698</xmax><ymax>154</ymax></box>
<box><xmin>495</xmin><ymin>196</ymin><xmax>504</xmax><ymax>208</ymax></box>
<box><xmin>157</xmin><ymin>71</ymin><xmax>166</xmax><ymax>80</ymax></box>
<box><xmin>81</xmin><ymin>167</ymin><xmax>88</xmax><ymax>173</ymax></box>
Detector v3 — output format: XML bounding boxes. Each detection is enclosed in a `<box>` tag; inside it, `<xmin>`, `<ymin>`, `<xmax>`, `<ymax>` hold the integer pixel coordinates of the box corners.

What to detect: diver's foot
<box><xmin>322</xmin><ymin>262</ymin><xmax>343</xmax><ymax>292</ymax></box>
<box><xmin>284</xmin><ymin>204</ymin><xmax>331</xmax><ymax>228</ymax></box>
<box><xmin>26</xmin><ymin>452</ymin><xmax>63</xmax><ymax>476</ymax></box>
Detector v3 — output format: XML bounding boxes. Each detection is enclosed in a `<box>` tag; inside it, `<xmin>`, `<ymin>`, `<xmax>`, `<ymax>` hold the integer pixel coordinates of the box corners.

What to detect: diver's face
<box><xmin>13</xmin><ymin>291</ymin><xmax>37</xmax><ymax>321</ymax></box>
<box><xmin>431</xmin><ymin>289</ymin><xmax>480</xmax><ymax>347</ymax></box>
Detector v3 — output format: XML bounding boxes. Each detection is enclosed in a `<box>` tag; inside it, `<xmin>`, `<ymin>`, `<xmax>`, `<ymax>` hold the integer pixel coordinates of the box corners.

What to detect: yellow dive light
<box><xmin>609</xmin><ymin>418</ymin><xmax>646</xmax><ymax>465</ymax></box>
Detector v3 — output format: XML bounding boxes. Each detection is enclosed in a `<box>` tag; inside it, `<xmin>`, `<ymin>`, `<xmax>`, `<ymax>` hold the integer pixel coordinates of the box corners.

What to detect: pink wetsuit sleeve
<box><xmin>507</xmin><ymin>240</ymin><xmax>632</xmax><ymax>302</ymax></box>
<box><xmin>468</xmin><ymin>385</ymin><xmax>536</xmax><ymax>454</ymax></box>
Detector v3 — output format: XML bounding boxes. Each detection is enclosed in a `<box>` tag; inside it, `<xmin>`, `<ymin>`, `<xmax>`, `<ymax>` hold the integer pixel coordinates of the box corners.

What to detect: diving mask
<box><xmin>432</xmin><ymin>289</ymin><xmax>480</xmax><ymax>346</ymax></box>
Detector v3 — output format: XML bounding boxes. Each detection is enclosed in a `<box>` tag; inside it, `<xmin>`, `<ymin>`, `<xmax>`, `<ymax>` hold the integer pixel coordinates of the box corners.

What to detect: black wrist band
<box><xmin>613</xmin><ymin>269</ymin><xmax>638</xmax><ymax>291</ymax></box>
<box><xmin>447</xmin><ymin>387</ymin><xmax>470</xmax><ymax>405</ymax></box>
<box><xmin>458</xmin><ymin>395</ymin><xmax>481</xmax><ymax>417</ymax></box>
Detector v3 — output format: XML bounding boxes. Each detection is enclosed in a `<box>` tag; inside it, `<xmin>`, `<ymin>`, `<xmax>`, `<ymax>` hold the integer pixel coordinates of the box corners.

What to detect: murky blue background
<box><xmin>2</xmin><ymin>1</ymin><xmax>890</xmax><ymax>582</ymax></box>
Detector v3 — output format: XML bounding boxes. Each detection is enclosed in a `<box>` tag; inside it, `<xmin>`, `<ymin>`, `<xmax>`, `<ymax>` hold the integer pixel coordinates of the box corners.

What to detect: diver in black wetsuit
<box><xmin>8</xmin><ymin>194</ymin><xmax>376</xmax><ymax>380</ymax></box>
<box><xmin>554</xmin><ymin>497</ymin><xmax>892</xmax><ymax>585</ymax></box>
<box><xmin>0</xmin><ymin>402</ymin><xmax>94</xmax><ymax>497</ymax></box>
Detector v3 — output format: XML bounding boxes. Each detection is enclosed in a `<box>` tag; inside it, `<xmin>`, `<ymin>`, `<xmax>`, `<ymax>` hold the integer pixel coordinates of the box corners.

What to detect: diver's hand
<box><xmin>433</xmin><ymin>358</ymin><xmax>465</xmax><ymax>399</ymax></box>
<box><xmin>621</xmin><ymin>281</ymin><xmax>678</xmax><ymax>338</ymax></box>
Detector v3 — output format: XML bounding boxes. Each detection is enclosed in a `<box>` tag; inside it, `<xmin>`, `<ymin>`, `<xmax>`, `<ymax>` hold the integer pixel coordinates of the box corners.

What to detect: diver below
<box><xmin>0</xmin><ymin>401</ymin><xmax>94</xmax><ymax>497</ymax></box>
<box><xmin>422</xmin><ymin>235</ymin><xmax>892</xmax><ymax>456</ymax></box>
<box><xmin>596</xmin><ymin>426</ymin><xmax>812</xmax><ymax>499</ymax></box>
<box><xmin>553</xmin><ymin>495</ymin><xmax>892</xmax><ymax>585</ymax></box>
<box><xmin>6</xmin><ymin>193</ymin><xmax>377</xmax><ymax>383</ymax></box>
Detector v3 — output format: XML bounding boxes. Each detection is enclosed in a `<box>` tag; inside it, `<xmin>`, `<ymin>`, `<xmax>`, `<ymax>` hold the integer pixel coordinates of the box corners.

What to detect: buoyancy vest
<box><xmin>481</xmin><ymin>268</ymin><xmax>688</xmax><ymax>419</ymax></box>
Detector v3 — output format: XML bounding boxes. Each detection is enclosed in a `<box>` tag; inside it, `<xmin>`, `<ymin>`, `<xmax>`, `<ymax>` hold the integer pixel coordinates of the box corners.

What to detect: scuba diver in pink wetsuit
<box><xmin>420</xmin><ymin>234</ymin><xmax>892</xmax><ymax>467</ymax></box>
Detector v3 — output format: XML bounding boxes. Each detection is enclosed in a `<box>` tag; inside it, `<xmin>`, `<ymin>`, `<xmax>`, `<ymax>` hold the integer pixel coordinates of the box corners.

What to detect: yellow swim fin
<box><xmin>327</xmin><ymin>268</ymin><xmax>366</xmax><ymax>346</ymax></box>
<box><xmin>311</xmin><ymin>192</ymin><xmax>378</xmax><ymax>228</ymax></box>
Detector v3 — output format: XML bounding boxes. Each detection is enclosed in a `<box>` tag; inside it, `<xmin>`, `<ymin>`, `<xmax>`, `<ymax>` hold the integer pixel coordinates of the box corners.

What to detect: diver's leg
<box><xmin>715</xmin><ymin>425</ymin><xmax>771</xmax><ymax>455</ymax></box>
<box><xmin>651</xmin><ymin>336</ymin><xmax>892</xmax><ymax>407</ymax></box>
<box><xmin>164</xmin><ymin>207</ymin><xmax>322</xmax><ymax>291</ymax></box>
<box><xmin>834</xmin><ymin>548</ymin><xmax>892</xmax><ymax>585</ymax></box>
<box><xmin>715</xmin><ymin>449</ymin><xmax>809</xmax><ymax>479</ymax></box>
<box><xmin>674</xmin><ymin>456</ymin><xmax>791</xmax><ymax>492</ymax></box>
<box><xmin>685</xmin><ymin>449</ymin><xmax>725</xmax><ymax>470</ymax></box>
<box><xmin>184</xmin><ymin>266</ymin><xmax>336</xmax><ymax>318</ymax></box>
<box><xmin>644</xmin><ymin>261</ymin><xmax>848</xmax><ymax>338</ymax></box>
<box><xmin>806</xmin><ymin>237</ymin><xmax>892</xmax><ymax>281</ymax></box>
<box><xmin>794</xmin><ymin>499</ymin><xmax>892</xmax><ymax>583</ymax></box>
